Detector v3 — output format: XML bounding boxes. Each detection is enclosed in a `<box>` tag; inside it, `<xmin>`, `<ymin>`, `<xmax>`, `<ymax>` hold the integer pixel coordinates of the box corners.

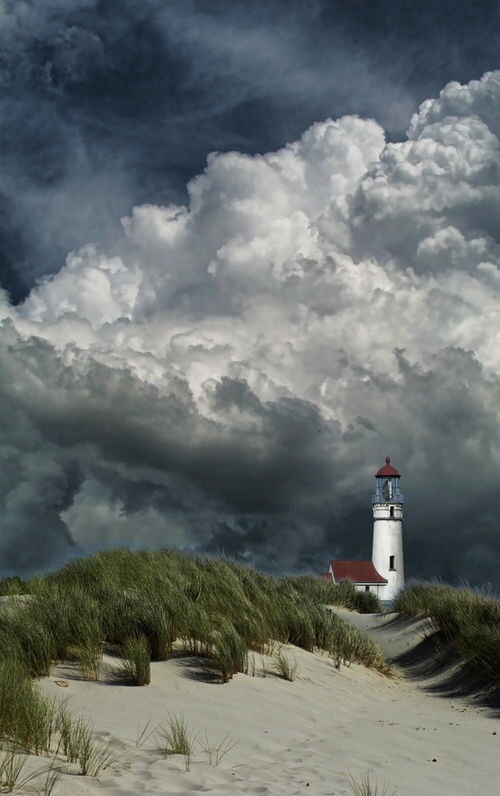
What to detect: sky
<box><xmin>0</xmin><ymin>0</ymin><xmax>499</xmax><ymax>587</ymax></box>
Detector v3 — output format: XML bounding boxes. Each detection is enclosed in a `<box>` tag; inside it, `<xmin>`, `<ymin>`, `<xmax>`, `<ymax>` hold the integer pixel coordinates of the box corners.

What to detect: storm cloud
<box><xmin>1</xmin><ymin>0</ymin><xmax>499</xmax><ymax>297</ymax></box>
<box><xmin>0</xmin><ymin>3</ymin><xmax>499</xmax><ymax>587</ymax></box>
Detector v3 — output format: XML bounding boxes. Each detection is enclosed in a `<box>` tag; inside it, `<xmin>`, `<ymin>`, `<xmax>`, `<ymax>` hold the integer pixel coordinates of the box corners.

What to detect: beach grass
<box><xmin>0</xmin><ymin>549</ymin><xmax>398</xmax><ymax>793</ymax></box>
<box><xmin>157</xmin><ymin>713</ymin><xmax>195</xmax><ymax>771</ymax></box>
<box><xmin>282</xmin><ymin>574</ymin><xmax>382</xmax><ymax>613</ymax></box>
<box><xmin>0</xmin><ymin>657</ymin><xmax>59</xmax><ymax>754</ymax></box>
<box><xmin>0</xmin><ymin>653</ymin><xmax>118</xmax><ymax>783</ymax></box>
<box><xmin>0</xmin><ymin>611</ymin><xmax>53</xmax><ymax>678</ymax></box>
<box><xmin>0</xmin><ymin>750</ymin><xmax>54</xmax><ymax>793</ymax></box>
<box><xmin>116</xmin><ymin>633</ymin><xmax>152</xmax><ymax>686</ymax></box>
<box><xmin>70</xmin><ymin>721</ymin><xmax>119</xmax><ymax>777</ymax></box>
<box><xmin>210</xmin><ymin>619</ymin><xmax>248</xmax><ymax>682</ymax></box>
<box><xmin>348</xmin><ymin>771</ymin><xmax>399</xmax><ymax>795</ymax></box>
<box><xmin>157</xmin><ymin>713</ymin><xmax>194</xmax><ymax>756</ymax></box>
<box><xmin>0</xmin><ymin>549</ymin><xmax>391</xmax><ymax>713</ymax></box>
<box><xmin>198</xmin><ymin>731</ymin><xmax>237</xmax><ymax>767</ymax></box>
<box><xmin>0</xmin><ymin>576</ymin><xmax>30</xmax><ymax>596</ymax></box>
<box><xmin>395</xmin><ymin>581</ymin><xmax>500</xmax><ymax>688</ymax></box>
<box><xmin>273</xmin><ymin>647</ymin><xmax>300</xmax><ymax>681</ymax></box>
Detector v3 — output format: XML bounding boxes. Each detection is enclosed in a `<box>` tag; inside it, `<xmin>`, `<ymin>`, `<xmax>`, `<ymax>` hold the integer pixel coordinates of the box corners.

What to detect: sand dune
<box><xmin>25</xmin><ymin>612</ymin><xmax>498</xmax><ymax>795</ymax></box>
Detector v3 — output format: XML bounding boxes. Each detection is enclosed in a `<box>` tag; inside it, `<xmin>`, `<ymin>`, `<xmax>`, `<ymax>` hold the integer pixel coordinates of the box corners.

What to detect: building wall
<box><xmin>353</xmin><ymin>583</ymin><xmax>385</xmax><ymax>597</ymax></box>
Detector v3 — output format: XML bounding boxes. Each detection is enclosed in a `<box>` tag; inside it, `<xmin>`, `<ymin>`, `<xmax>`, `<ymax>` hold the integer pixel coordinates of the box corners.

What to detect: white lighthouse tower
<box><xmin>371</xmin><ymin>457</ymin><xmax>405</xmax><ymax>602</ymax></box>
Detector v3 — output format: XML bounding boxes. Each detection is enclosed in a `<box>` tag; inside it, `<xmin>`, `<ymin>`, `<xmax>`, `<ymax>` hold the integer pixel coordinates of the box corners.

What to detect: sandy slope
<box><xmin>26</xmin><ymin>614</ymin><xmax>499</xmax><ymax>796</ymax></box>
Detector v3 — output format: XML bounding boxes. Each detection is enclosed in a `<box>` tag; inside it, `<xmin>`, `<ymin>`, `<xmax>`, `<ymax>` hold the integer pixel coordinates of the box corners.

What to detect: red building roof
<box><xmin>330</xmin><ymin>560</ymin><xmax>388</xmax><ymax>585</ymax></box>
<box><xmin>376</xmin><ymin>456</ymin><xmax>400</xmax><ymax>478</ymax></box>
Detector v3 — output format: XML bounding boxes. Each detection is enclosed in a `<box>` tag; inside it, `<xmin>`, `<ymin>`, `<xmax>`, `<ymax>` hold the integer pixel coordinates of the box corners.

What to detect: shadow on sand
<box><xmin>169</xmin><ymin>653</ymin><xmax>222</xmax><ymax>684</ymax></box>
<box><xmin>51</xmin><ymin>651</ymin><xmax>223</xmax><ymax>686</ymax></box>
<box><xmin>379</xmin><ymin>615</ymin><xmax>500</xmax><ymax>714</ymax></box>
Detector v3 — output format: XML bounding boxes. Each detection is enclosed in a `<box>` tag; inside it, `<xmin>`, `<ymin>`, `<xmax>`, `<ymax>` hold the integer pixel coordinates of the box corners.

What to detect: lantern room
<box><xmin>372</xmin><ymin>457</ymin><xmax>404</xmax><ymax>504</ymax></box>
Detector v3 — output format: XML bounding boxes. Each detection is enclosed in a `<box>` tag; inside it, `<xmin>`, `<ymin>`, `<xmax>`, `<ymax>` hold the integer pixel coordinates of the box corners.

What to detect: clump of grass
<box><xmin>0</xmin><ymin>610</ymin><xmax>53</xmax><ymax>678</ymax></box>
<box><xmin>103</xmin><ymin>589</ymin><xmax>175</xmax><ymax>660</ymax></box>
<box><xmin>348</xmin><ymin>771</ymin><xmax>399</xmax><ymax>795</ymax></box>
<box><xmin>71</xmin><ymin>639</ymin><xmax>102</xmax><ymax>681</ymax></box>
<box><xmin>25</xmin><ymin>584</ymin><xmax>104</xmax><ymax>666</ymax></box>
<box><xmin>0</xmin><ymin>643</ymin><xmax>117</xmax><ymax>789</ymax></box>
<box><xmin>157</xmin><ymin>714</ymin><xmax>195</xmax><ymax>771</ymax></box>
<box><xmin>136</xmin><ymin>596</ymin><xmax>174</xmax><ymax>661</ymax></box>
<box><xmin>0</xmin><ymin>750</ymin><xmax>31</xmax><ymax>792</ymax></box>
<box><xmin>0</xmin><ymin>750</ymin><xmax>64</xmax><ymax>794</ymax></box>
<box><xmin>275</xmin><ymin>593</ymin><xmax>316</xmax><ymax>650</ymax></box>
<box><xmin>0</xmin><ymin>658</ymin><xmax>61</xmax><ymax>754</ymax></box>
<box><xmin>199</xmin><ymin>731</ymin><xmax>237</xmax><ymax>766</ymax></box>
<box><xmin>39</xmin><ymin>760</ymin><xmax>63</xmax><ymax>795</ymax></box>
<box><xmin>116</xmin><ymin>634</ymin><xmax>151</xmax><ymax>686</ymax></box>
<box><xmin>395</xmin><ymin>581</ymin><xmax>500</xmax><ymax>688</ymax></box>
<box><xmin>282</xmin><ymin>575</ymin><xmax>383</xmax><ymax>613</ymax></box>
<box><xmin>57</xmin><ymin>703</ymin><xmax>79</xmax><ymax>762</ymax></box>
<box><xmin>74</xmin><ymin>724</ymin><xmax>118</xmax><ymax>777</ymax></box>
<box><xmin>67</xmin><ymin>611</ymin><xmax>103</xmax><ymax>680</ymax></box>
<box><xmin>455</xmin><ymin>625</ymin><xmax>500</xmax><ymax>681</ymax></box>
<box><xmin>57</xmin><ymin>715</ymin><xmax>118</xmax><ymax>776</ymax></box>
<box><xmin>329</xmin><ymin>619</ymin><xmax>390</xmax><ymax>674</ymax></box>
<box><xmin>136</xmin><ymin>718</ymin><xmax>157</xmax><ymax>748</ymax></box>
<box><xmin>179</xmin><ymin>601</ymin><xmax>213</xmax><ymax>656</ymax></box>
<box><xmin>210</xmin><ymin>620</ymin><xmax>248</xmax><ymax>683</ymax></box>
<box><xmin>57</xmin><ymin>711</ymin><xmax>118</xmax><ymax>777</ymax></box>
<box><xmin>0</xmin><ymin>576</ymin><xmax>29</xmax><ymax>596</ymax></box>
<box><xmin>273</xmin><ymin>647</ymin><xmax>300</xmax><ymax>681</ymax></box>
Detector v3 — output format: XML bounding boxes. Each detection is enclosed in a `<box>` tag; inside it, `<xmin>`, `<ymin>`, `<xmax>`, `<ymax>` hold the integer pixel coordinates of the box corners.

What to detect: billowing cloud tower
<box><xmin>0</xmin><ymin>71</ymin><xmax>499</xmax><ymax>584</ymax></box>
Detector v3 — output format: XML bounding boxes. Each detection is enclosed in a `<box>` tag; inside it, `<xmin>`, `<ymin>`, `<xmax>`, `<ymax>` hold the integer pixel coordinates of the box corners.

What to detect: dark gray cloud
<box><xmin>0</xmin><ymin>332</ymin><xmax>341</xmax><ymax>572</ymax></box>
<box><xmin>1</xmin><ymin>289</ymin><xmax>499</xmax><ymax>583</ymax></box>
<box><xmin>1</xmin><ymin>0</ymin><xmax>499</xmax><ymax>298</ymax></box>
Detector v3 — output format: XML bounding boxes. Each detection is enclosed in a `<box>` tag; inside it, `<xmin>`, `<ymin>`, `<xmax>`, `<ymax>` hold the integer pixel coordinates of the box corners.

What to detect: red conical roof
<box><xmin>376</xmin><ymin>456</ymin><xmax>400</xmax><ymax>477</ymax></box>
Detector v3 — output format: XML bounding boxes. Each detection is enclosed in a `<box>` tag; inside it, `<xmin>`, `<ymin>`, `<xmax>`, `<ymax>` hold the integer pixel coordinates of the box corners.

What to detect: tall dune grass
<box><xmin>282</xmin><ymin>575</ymin><xmax>382</xmax><ymax>613</ymax></box>
<box><xmin>0</xmin><ymin>576</ymin><xmax>29</xmax><ymax>596</ymax></box>
<box><xmin>0</xmin><ymin>657</ymin><xmax>117</xmax><ymax>780</ymax></box>
<box><xmin>117</xmin><ymin>633</ymin><xmax>152</xmax><ymax>686</ymax></box>
<box><xmin>211</xmin><ymin>619</ymin><xmax>249</xmax><ymax>682</ymax></box>
<box><xmin>0</xmin><ymin>611</ymin><xmax>53</xmax><ymax>678</ymax></box>
<box><xmin>395</xmin><ymin>582</ymin><xmax>500</xmax><ymax>689</ymax></box>
<box><xmin>0</xmin><ymin>550</ymin><xmax>389</xmax><ymax>790</ymax></box>
<box><xmin>1</xmin><ymin>549</ymin><xmax>389</xmax><ymax>691</ymax></box>
<box><xmin>0</xmin><ymin>657</ymin><xmax>59</xmax><ymax>754</ymax></box>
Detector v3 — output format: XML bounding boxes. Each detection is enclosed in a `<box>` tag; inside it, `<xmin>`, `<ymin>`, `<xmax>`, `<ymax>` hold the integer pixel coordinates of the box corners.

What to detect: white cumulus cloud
<box><xmin>1</xmin><ymin>72</ymin><xmax>499</xmax><ymax>584</ymax></box>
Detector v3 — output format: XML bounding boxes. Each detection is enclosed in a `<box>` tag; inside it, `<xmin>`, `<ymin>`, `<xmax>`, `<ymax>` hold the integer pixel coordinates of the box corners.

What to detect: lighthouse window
<box><xmin>382</xmin><ymin>479</ymin><xmax>393</xmax><ymax>500</ymax></box>
<box><xmin>389</xmin><ymin>555</ymin><xmax>395</xmax><ymax>571</ymax></box>
<box><xmin>390</xmin><ymin>506</ymin><xmax>394</xmax><ymax>517</ymax></box>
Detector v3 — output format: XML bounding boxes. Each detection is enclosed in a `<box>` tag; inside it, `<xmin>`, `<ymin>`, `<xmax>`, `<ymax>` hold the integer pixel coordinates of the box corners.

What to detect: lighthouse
<box><xmin>371</xmin><ymin>457</ymin><xmax>405</xmax><ymax>602</ymax></box>
<box><xmin>323</xmin><ymin>456</ymin><xmax>405</xmax><ymax>605</ymax></box>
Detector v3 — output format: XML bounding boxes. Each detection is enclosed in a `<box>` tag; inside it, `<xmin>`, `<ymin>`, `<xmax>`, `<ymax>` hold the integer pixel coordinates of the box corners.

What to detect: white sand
<box><xmin>27</xmin><ymin>614</ymin><xmax>499</xmax><ymax>796</ymax></box>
